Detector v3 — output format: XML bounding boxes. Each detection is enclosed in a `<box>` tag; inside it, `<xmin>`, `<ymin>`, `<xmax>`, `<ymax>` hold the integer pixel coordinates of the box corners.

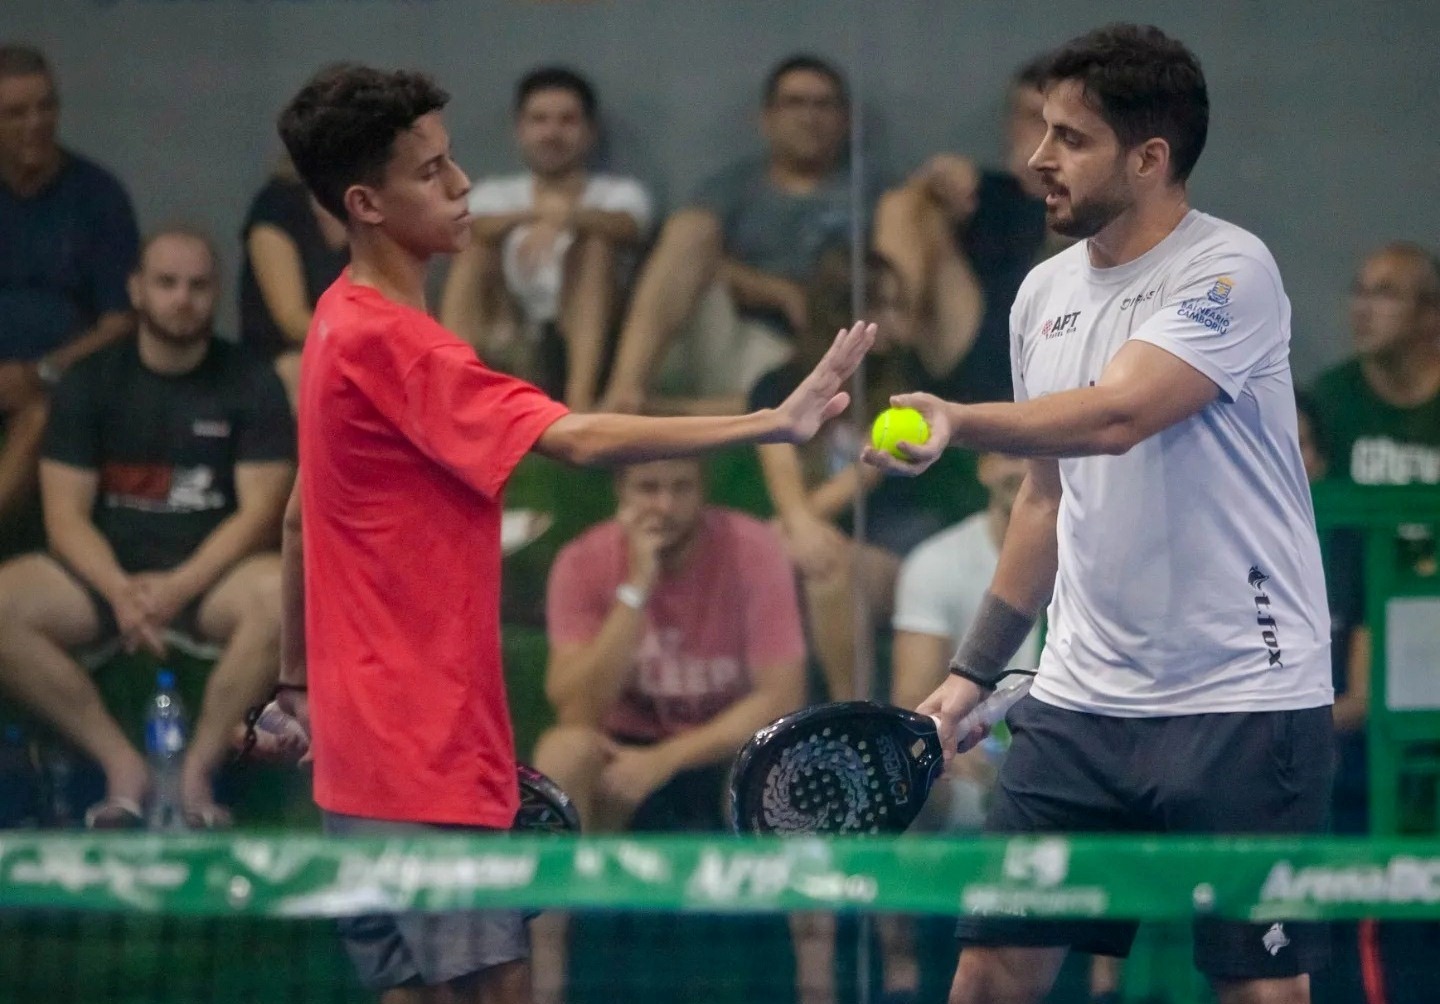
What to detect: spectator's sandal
<box><xmin>84</xmin><ymin>797</ymin><xmax>145</xmax><ymax>830</ymax></box>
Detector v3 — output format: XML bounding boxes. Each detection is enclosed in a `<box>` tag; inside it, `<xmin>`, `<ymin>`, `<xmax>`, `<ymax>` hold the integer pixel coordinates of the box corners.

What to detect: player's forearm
<box><xmin>988</xmin><ymin>478</ymin><xmax>1060</xmax><ymax>618</ymax></box>
<box><xmin>652</xmin><ymin>685</ymin><xmax>799</xmax><ymax>775</ymax></box>
<box><xmin>279</xmin><ymin>481</ymin><xmax>305</xmax><ymax>683</ymax></box>
<box><xmin>947</xmin><ymin>385</ymin><xmax>1139</xmax><ymax>458</ymax></box>
<box><xmin>537</xmin><ymin>410</ymin><xmax>787</xmax><ymax>467</ymax></box>
<box><xmin>570</xmin><ymin>208</ymin><xmax>641</xmax><ymax>245</ymax></box>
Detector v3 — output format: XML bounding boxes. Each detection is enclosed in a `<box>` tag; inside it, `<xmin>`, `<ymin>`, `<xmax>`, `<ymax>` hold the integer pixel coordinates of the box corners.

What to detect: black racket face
<box><xmin>514</xmin><ymin>763</ymin><xmax>582</xmax><ymax>834</ymax></box>
<box><xmin>729</xmin><ymin>702</ymin><xmax>944</xmax><ymax>836</ymax></box>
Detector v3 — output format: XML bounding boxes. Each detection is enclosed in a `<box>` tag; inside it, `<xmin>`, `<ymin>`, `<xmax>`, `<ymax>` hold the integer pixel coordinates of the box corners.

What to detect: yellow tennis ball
<box><xmin>871</xmin><ymin>407</ymin><xmax>930</xmax><ymax>459</ymax></box>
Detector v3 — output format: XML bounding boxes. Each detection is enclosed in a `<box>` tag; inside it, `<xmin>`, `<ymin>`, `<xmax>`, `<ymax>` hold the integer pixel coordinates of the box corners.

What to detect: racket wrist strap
<box><xmin>948</xmin><ymin>592</ymin><xmax>1035</xmax><ymax>690</ymax></box>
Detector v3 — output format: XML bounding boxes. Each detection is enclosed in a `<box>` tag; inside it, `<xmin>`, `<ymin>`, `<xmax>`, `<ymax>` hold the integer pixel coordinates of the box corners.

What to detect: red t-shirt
<box><xmin>298</xmin><ymin>272</ymin><xmax>569</xmax><ymax>825</ymax></box>
<box><xmin>546</xmin><ymin>509</ymin><xmax>806</xmax><ymax>741</ymax></box>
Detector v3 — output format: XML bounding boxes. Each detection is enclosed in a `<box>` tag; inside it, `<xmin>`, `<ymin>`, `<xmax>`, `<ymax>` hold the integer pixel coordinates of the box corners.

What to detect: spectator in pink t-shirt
<box><xmin>532</xmin><ymin>455</ymin><xmax>806</xmax><ymax>1003</ymax></box>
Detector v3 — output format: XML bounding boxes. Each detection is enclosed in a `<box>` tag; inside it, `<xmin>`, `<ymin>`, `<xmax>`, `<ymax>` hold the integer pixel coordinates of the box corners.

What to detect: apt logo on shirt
<box><xmin>1039</xmin><ymin>311</ymin><xmax>1082</xmax><ymax>340</ymax></box>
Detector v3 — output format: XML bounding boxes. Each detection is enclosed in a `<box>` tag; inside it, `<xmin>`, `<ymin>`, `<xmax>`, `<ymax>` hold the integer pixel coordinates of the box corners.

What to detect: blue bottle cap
<box><xmin>158</xmin><ymin>669</ymin><xmax>177</xmax><ymax>690</ymax></box>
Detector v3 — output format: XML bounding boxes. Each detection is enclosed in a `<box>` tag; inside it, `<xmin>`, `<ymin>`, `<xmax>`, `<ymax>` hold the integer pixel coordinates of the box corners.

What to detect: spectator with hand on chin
<box><xmin>529</xmin><ymin>455</ymin><xmax>807</xmax><ymax>1004</ymax></box>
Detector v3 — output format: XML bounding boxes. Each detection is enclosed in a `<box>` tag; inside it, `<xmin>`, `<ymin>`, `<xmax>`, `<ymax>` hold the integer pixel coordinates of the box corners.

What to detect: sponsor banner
<box><xmin>4</xmin><ymin>834</ymin><xmax>1440</xmax><ymax>921</ymax></box>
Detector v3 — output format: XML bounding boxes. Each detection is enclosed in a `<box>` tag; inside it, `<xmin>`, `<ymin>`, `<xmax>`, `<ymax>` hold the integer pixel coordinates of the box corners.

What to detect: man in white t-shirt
<box><xmin>439</xmin><ymin>66</ymin><xmax>652</xmax><ymax>409</ymax></box>
<box><xmin>864</xmin><ymin>25</ymin><xmax>1333</xmax><ymax>1004</ymax></box>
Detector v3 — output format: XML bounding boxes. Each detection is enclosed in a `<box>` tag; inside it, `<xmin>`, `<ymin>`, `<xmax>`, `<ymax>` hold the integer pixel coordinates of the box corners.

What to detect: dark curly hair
<box><xmin>277</xmin><ymin>64</ymin><xmax>450</xmax><ymax>222</ymax></box>
<box><xmin>1043</xmin><ymin>24</ymin><xmax>1209</xmax><ymax>182</ymax></box>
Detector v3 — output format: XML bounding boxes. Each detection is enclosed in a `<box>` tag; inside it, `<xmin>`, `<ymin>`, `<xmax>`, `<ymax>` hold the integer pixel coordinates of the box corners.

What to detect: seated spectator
<box><xmin>0</xmin><ymin>228</ymin><xmax>295</xmax><ymax>828</ymax></box>
<box><xmin>1309</xmin><ymin>242</ymin><xmax>1440</xmax><ymax>487</ymax></box>
<box><xmin>599</xmin><ymin>54</ymin><xmax>862</xmax><ymax>414</ymax></box>
<box><xmin>873</xmin><ymin>56</ymin><xmax>1053</xmax><ymax>405</ymax></box>
<box><xmin>750</xmin><ymin>249</ymin><xmax>943</xmax><ymax>701</ymax></box>
<box><xmin>440</xmin><ymin>67</ymin><xmax>651</xmax><ymax>409</ymax></box>
<box><xmin>531</xmin><ymin>456</ymin><xmax>806</xmax><ymax>1003</ymax></box>
<box><xmin>0</xmin><ymin>44</ymin><xmax>138</xmax><ymax>534</ymax></box>
<box><xmin>237</xmin><ymin>156</ymin><xmax>348</xmax><ymax>407</ymax></box>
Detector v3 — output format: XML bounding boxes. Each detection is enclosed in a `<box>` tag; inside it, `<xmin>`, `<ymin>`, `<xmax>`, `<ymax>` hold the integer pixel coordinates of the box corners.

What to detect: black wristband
<box><xmin>275</xmin><ymin>682</ymin><xmax>307</xmax><ymax>693</ymax></box>
<box><xmin>947</xmin><ymin>592</ymin><xmax>1036</xmax><ymax>689</ymax></box>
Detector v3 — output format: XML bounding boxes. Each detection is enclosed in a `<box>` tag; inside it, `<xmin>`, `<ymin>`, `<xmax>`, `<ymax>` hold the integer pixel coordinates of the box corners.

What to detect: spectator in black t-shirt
<box><xmin>0</xmin><ymin>228</ymin><xmax>295</xmax><ymax>828</ymax></box>
<box><xmin>237</xmin><ymin>158</ymin><xmax>348</xmax><ymax>406</ymax></box>
<box><xmin>0</xmin><ymin>44</ymin><xmax>138</xmax><ymax>529</ymax></box>
<box><xmin>873</xmin><ymin>56</ymin><xmax>1052</xmax><ymax>405</ymax></box>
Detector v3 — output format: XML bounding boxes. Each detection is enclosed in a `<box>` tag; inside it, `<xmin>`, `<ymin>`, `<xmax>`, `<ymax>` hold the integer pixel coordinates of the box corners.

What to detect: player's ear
<box><xmin>1133</xmin><ymin>137</ymin><xmax>1171</xmax><ymax>182</ymax></box>
<box><xmin>344</xmin><ymin>183</ymin><xmax>384</xmax><ymax>226</ymax></box>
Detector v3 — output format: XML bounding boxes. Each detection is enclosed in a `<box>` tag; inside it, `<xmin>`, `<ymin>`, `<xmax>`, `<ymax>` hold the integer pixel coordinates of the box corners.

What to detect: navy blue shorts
<box><xmin>955</xmin><ymin>696</ymin><xmax>1334</xmax><ymax>980</ymax></box>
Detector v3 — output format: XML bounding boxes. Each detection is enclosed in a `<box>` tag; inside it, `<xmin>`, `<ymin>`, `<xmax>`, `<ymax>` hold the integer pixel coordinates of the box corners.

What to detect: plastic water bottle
<box><xmin>144</xmin><ymin>670</ymin><xmax>188</xmax><ymax>831</ymax></box>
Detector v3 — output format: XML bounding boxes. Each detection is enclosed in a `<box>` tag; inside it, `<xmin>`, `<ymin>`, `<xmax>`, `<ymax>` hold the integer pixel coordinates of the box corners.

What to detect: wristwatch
<box><xmin>615</xmin><ymin>583</ymin><xmax>648</xmax><ymax>610</ymax></box>
<box><xmin>35</xmin><ymin>358</ymin><xmax>63</xmax><ymax>389</ymax></box>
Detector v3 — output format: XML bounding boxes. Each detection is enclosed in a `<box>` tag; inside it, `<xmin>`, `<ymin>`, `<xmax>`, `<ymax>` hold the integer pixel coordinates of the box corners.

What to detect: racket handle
<box><xmin>953</xmin><ymin>673</ymin><xmax>1034</xmax><ymax>745</ymax></box>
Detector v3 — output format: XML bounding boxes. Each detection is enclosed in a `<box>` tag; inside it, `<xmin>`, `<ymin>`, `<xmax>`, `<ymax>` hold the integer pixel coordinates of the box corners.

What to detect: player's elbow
<box><xmin>1086</xmin><ymin>395</ymin><xmax>1147</xmax><ymax>456</ymax></box>
<box><xmin>535</xmin><ymin>415</ymin><xmax>605</xmax><ymax>467</ymax></box>
<box><xmin>1091</xmin><ymin>419</ymin><xmax>1142</xmax><ymax>456</ymax></box>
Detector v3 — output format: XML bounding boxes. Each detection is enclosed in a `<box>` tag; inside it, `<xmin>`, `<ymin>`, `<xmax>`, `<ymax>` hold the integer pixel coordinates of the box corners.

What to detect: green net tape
<box><xmin>4</xmin><ymin>833</ymin><xmax>1440</xmax><ymax>922</ymax></box>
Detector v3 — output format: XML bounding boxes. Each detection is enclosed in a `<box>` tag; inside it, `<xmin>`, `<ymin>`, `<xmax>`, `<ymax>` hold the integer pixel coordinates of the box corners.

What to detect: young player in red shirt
<box><xmin>271</xmin><ymin>65</ymin><xmax>872</xmax><ymax>1004</ymax></box>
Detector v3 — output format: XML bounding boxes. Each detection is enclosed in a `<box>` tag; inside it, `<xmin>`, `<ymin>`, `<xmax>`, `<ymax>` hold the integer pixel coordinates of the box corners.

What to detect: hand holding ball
<box><xmin>871</xmin><ymin>407</ymin><xmax>930</xmax><ymax>459</ymax></box>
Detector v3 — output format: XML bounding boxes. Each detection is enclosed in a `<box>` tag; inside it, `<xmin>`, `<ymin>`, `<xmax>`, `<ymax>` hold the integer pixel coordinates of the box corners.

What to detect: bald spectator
<box><xmin>0</xmin><ymin>229</ymin><xmax>294</xmax><ymax>828</ymax></box>
<box><xmin>1309</xmin><ymin>242</ymin><xmax>1440</xmax><ymax>487</ymax></box>
<box><xmin>0</xmin><ymin>44</ymin><xmax>138</xmax><ymax>534</ymax></box>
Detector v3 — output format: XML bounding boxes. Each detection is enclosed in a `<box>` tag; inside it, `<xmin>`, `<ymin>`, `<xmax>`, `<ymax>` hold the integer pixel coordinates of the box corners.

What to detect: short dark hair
<box><xmin>277</xmin><ymin>64</ymin><xmax>450</xmax><ymax>222</ymax></box>
<box><xmin>1042</xmin><ymin>24</ymin><xmax>1209</xmax><ymax>182</ymax></box>
<box><xmin>1011</xmin><ymin>53</ymin><xmax>1050</xmax><ymax>93</ymax></box>
<box><xmin>515</xmin><ymin>66</ymin><xmax>597</xmax><ymax>122</ymax></box>
<box><xmin>0</xmin><ymin>44</ymin><xmax>50</xmax><ymax>81</ymax></box>
<box><xmin>763</xmin><ymin>54</ymin><xmax>848</xmax><ymax>108</ymax></box>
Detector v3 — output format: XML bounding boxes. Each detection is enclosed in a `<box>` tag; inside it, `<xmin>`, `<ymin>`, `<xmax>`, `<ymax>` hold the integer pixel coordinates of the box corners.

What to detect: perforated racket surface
<box><xmin>514</xmin><ymin>763</ymin><xmax>581</xmax><ymax>834</ymax></box>
<box><xmin>729</xmin><ymin>672</ymin><xmax>1034</xmax><ymax>836</ymax></box>
<box><xmin>729</xmin><ymin>702</ymin><xmax>945</xmax><ymax>835</ymax></box>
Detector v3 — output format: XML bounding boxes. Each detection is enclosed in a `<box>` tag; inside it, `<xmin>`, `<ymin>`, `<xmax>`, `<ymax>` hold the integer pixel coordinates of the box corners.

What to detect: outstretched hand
<box><xmin>773</xmin><ymin>321</ymin><xmax>876</xmax><ymax>444</ymax></box>
<box><xmin>861</xmin><ymin>391</ymin><xmax>953</xmax><ymax>476</ymax></box>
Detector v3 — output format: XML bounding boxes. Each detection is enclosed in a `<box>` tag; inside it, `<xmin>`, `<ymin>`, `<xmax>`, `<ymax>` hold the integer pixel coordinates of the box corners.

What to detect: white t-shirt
<box><xmin>1011</xmin><ymin>210</ymin><xmax>1332</xmax><ymax>716</ymax></box>
<box><xmin>467</xmin><ymin>173</ymin><xmax>653</xmax><ymax>323</ymax></box>
<box><xmin>892</xmin><ymin>511</ymin><xmax>1042</xmax><ymax>668</ymax></box>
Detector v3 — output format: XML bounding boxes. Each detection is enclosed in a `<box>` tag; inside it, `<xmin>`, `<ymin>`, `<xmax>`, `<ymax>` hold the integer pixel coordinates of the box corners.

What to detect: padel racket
<box><xmin>729</xmin><ymin>670</ymin><xmax>1034</xmax><ymax>836</ymax></box>
<box><xmin>515</xmin><ymin>763</ymin><xmax>581</xmax><ymax>834</ymax></box>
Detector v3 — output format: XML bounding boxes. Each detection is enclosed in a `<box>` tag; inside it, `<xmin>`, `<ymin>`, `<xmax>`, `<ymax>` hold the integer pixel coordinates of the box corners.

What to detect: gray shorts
<box><xmin>322</xmin><ymin>810</ymin><xmax>530</xmax><ymax>990</ymax></box>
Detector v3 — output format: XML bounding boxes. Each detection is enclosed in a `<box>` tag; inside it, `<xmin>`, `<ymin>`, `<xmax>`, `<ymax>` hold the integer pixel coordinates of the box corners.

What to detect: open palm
<box><xmin>775</xmin><ymin>321</ymin><xmax>876</xmax><ymax>444</ymax></box>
